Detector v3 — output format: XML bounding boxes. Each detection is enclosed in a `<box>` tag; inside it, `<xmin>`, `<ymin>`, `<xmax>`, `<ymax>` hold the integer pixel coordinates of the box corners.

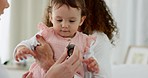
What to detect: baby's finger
<box><xmin>15</xmin><ymin>57</ymin><xmax>19</xmax><ymax>62</ymax></box>
<box><xmin>89</xmin><ymin>57</ymin><xmax>95</xmax><ymax>62</ymax></box>
<box><xmin>89</xmin><ymin>60</ymin><xmax>97</xmax><ymax>67</ymax></box>
<box><xmin>15</xmin><ymin>54</ymin><xmax>20</xmax><ymax>62</ymax></box>
<box><xmin>89</xmin><ymin>62</ymin><xmax>99</xmax><ymax>72</ymax></box>
<box><xmin>82</xmin><ymin>59</ymin><xmax>89</xmax><ymax>64</ymax></box>
<box><xmin>15</xmin><ymin>56</ymin><xmax>20</xmax><ymax>61</ymax></box>
<box><xmin>22</xmin><ymin>55</ymin><xmax>27</xmax><ymax>60</ymax></box>
<box><xmin>94</xmin><ymin>65</ymin><xmax>99</xmax><ymax>73</ymax></box>
<box><xmin>16</xmin><ymin>56</ymin><xmax>23</xmax><ymax>61</ymax></box>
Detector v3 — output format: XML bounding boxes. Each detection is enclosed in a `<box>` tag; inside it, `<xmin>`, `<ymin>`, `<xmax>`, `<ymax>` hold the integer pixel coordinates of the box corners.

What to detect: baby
<box><xmin>14</xmin><ymin>0</ymin><xmax>99</xmax><ymax>78</ymax></box>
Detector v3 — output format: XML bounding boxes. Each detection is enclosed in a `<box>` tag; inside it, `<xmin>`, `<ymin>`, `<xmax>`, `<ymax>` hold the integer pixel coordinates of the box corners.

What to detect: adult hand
<box><xmin>34</xmin><ymin>35</ymin><xmax>55</xmax><ymax>72</ymax></box>
<box><xmin>44</xmin><ymin>46</ymin><xmax>81</xmax><ymax>78</ymax></box>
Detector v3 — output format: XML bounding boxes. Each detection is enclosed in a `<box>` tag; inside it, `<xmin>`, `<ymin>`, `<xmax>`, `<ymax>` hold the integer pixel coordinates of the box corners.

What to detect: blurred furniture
<box><xmin>124</xmin><ymin>45</ymin><xmax>148</xmax><ymax>64</ymax></box>
<box><xmin>112</xmin><ymin>64</ymin><xmax>148</xmax><ymax>78</ymax></box>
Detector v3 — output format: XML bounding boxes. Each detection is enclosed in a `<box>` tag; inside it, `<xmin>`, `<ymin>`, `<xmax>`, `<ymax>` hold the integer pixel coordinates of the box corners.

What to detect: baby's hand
<box><xmin>15</xmin><ymin>45</ymin><xmax>36</xmax><ymax>62</ymax></box>
<box><xmin>83</xmin><ymin>57</ymin><xmax>99</xmax><ymax>73</ymax></box>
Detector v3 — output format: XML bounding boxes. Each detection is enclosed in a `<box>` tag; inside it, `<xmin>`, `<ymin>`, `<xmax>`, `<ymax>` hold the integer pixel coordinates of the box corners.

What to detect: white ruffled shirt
<box><xmin>84</xmin><ymin>31</ymin><xmax>112</xmax><ymax>78</ymax></box>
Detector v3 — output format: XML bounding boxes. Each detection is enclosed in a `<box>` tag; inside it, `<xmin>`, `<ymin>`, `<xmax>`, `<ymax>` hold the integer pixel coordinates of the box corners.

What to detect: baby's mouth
<box><xmin>61</xmin><ymin>30</ymin><xmax>70</xmax><ymax>32</ymax></box>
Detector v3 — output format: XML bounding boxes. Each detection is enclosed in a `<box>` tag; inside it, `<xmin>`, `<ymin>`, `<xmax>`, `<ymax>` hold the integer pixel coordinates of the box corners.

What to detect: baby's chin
<box><xmin>62</xmin><ymin>36</ymin><xmax>72</xmax><ymax>38</ymax></box>
<box><xmin>60</xmin><ymin>35</ymin><xmax>74</xmax><ymax>38</ymax></box>
<box><xmin>59</xmin><ymin>34</ymin><xmax>73</xmax><ymax>38</ymax></box>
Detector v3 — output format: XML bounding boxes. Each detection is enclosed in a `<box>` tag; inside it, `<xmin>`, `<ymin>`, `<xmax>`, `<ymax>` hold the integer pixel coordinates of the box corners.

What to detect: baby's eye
<box><xmin>57</xmin><ymin>19</ymin><xmax>62</xmax><ymax>22</ymax></box>
<box><xmin>69</xmin><ymin>20</ymin><xmax>75</xmax><ymax>22</ymax></box>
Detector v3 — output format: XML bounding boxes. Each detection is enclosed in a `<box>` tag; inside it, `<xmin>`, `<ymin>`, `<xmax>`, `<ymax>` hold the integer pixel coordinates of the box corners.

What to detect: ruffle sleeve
<box><xmin>84</xmin><ymin>35</ymin><xmax>96</xmax><ymax>53</ymax></box>
<box><xmin>37</xmin><ymin>22</ymin><xmax>54</xmax><ymax>40</ymax></box>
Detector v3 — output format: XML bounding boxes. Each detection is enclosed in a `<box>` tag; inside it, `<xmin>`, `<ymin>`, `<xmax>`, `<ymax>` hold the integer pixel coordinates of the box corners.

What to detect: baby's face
<box><xmin>50</xmin><ymin>4</ymin><xmax>85</xmax><ymax>38</ymax></box>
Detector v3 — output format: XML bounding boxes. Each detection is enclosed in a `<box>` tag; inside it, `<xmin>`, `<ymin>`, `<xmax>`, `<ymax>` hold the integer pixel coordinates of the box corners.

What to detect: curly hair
<box><xmin>80</xmin><ymin>0</ymin><xmax>118</xmax><ymax>44</ymax></box>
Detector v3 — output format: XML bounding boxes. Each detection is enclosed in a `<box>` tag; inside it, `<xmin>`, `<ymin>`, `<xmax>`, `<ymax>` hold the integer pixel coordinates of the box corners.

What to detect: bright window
<box><xmin>0</xmin><ymin>0</ymin><xmax>11</xmax><ymax>64</ymax></box>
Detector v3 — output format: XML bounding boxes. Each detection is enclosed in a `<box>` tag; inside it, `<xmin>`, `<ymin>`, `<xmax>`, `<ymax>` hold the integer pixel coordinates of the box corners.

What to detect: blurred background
<box><xmin>0</xmin><ymin>0</ymin><xmax>148</xmax><ymax>78</ymax></box>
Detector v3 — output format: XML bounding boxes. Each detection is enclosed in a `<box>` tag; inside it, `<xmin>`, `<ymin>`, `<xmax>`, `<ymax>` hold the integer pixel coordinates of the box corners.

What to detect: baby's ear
<box><xmin>80</xmin><ymin>16</ymin><xmax>86</xmax><ymax>26</ymax></box>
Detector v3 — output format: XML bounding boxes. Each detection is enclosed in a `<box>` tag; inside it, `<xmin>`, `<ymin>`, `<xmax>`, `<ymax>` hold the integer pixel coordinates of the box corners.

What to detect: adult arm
<box><xmin>90</xmin><ymin>32</ymin><xmax>112</xmax><ymax>78</ymax></box>
<box><xmin>14</xmin><ymin>33</ymin><xmax>40</xmax><ymax>61</ymax></box>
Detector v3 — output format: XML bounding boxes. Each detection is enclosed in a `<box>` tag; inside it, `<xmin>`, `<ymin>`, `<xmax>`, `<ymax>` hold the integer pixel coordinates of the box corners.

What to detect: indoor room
<box><xmin>0</xmin><ymin>0</ymin><xmax>148</xmax><ymax>78</ymax></box>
